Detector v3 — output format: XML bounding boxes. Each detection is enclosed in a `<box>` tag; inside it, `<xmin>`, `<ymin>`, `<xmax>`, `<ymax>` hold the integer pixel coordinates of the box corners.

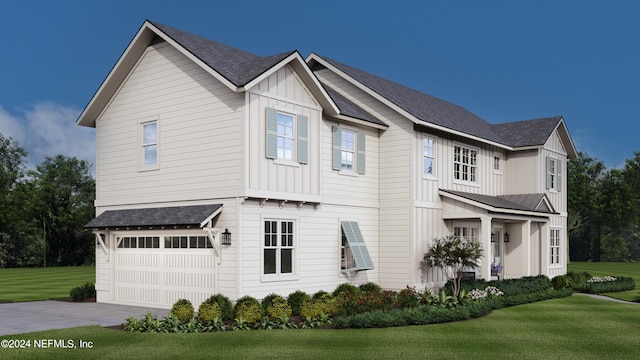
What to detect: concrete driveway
<box><xmin>0</xmin><ymin>301</ymin><xmax>168</xmax><ymax>336</ymax></box>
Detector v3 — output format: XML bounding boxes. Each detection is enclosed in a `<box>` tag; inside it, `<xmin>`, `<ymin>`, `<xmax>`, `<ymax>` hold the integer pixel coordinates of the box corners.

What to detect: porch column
<box><xmin>522</xmin><ymin>220</ymin><xmax>531</xmax><ymax>276</ymax></box>
<box><xmin>480</xmin><ymin>216</ymin><xmax>492</xmax><ymax>280</ymax></box>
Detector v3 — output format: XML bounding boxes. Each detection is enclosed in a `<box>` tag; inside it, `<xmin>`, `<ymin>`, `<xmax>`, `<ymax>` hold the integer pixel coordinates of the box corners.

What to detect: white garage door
<box><xmin>114</xmin><ymin>235</ymin><xmax>216</xmax><ymax>308</ymax></box>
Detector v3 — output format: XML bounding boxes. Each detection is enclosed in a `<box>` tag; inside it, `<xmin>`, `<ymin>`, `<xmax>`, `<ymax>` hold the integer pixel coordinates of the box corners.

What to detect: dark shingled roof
<box><xmin>84</xmin><ymin>204</ymin><xmax>222</xmax><ymax>229</ymax></box>
<box><xmin>323</xmin><ymin>85</ymin><xmax>386</xmax><ymax>126</ymax></box>
<box><xmin>150</xmin><ymin>21</ymin><xmax>295</xmax><ymax>87</ymax></box>
<box><xmin>441</xmin><ymin>190</ymin><xmax>556</xmax><ymax>214</ymax></box>
<box><xmin>316</xmin><ymin>55</ymin><xmax>507</xmax><ymax>144</ymax></box>
<box><xmin>491</xmin><ymin>117</ymin><xmax>563</xmax><ymax>148</ymax></box>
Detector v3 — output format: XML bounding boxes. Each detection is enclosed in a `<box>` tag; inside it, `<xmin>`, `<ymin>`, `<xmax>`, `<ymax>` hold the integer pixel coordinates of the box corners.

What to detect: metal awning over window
<box><xmin>341</xmin><ymin>221</ymin><xmax>374</xmax><ymax>271</ymax></box>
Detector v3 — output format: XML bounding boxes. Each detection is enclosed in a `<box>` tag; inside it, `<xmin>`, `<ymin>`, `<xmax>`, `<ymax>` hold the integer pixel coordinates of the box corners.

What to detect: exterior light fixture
<box><xmin>491</xmin><ymin>232</ymin><xmax>495</xmax><ymax>242</ymax></box>
<box><xmin>504</xmin><ymin>232</ymin><xmax>510</xmax><ymax>243</ymax></box>
<box><xmin>221</xmin><ymin>228</ymin><xmax>231</xmax><ymax>245</ymax></box>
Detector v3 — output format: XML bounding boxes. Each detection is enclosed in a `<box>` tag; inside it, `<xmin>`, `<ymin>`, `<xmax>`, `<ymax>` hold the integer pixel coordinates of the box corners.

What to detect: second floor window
<box><xmin>423</xmin><ymin>136</ymin><xmax>435</xmax><ymax>176</ymax></box>
<box><xmin>454</xmin><ymin>145</ymin><xmax>477</xmax><ymax>182</ymax></box>
<box><xmin>546</xmin><ymin>156</ymin><xmax>561</xmax><ymax>191</ymax></box>
<box><xmin>142</xmin><ymin>121</ymin><xmax>158</xmax><ymax>167</ymax></box>
<box><xmin>341</xmin><ymin>129</ymin><xmax>355</xmax><ymax>171</ymax></box>
<box><xmin>277</xmin><ymin>112</ymin><xmax>295</xmax><ymax>160</ymax></box>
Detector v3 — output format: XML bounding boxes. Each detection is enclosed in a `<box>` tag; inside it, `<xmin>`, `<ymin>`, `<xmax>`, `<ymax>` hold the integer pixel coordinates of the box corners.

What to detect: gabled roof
<box><xmin>150</xmin><ymin>21</ymin><xmax>293</xmax><ymax>87</ymax></box>
<box><xmin>322</xmin><ymin>85</ymin><xmax>387</xmax><ymax>128</ymax></box>
<box><xmin>439</xmin><ymin>189</ymin><xmax>557</xmax><ymax>217</ymax></box>
<box><xmin>77</xmin><ymin>20</ymin><xmax>340</xmax><ymax>127</ymax></box>
<box><xmin>84</xmin><ymin>204</ymin><xmax>222</xmax><ymax>229</ymax></box>
<box><xmin>492</xmin><ymin>116</ymin><xmax>577</xmax><ymax>157</ymax></box>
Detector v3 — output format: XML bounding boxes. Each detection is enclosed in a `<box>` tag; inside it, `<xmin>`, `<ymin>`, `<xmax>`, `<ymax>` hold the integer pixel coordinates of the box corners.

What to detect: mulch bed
<box><xmin>52</xmin><ymin>297</ymin><xmax>97</xmax><ymax>303</ymax></box>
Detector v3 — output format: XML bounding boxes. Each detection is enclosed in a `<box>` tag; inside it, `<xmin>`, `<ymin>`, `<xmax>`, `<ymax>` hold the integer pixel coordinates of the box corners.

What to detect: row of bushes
<box><xmin>551</xmin><ymin>272</ymin><xmax>636</xmax><ymax>293</ymax></box>
<box><xmin>69</xmin><ymin>283</ymin><xmax>96</xmax><ymax>301</ymax></box>
<box><xmin>123</xmin><ymin>276</ymin><xmax>575</xmax><ymax>332</ymax></box>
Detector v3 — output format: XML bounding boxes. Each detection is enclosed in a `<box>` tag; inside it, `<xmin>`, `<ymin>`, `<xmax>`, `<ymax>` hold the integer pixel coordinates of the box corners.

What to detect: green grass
<box><xmin>568</xmin><ymin>262</ymin><xmax>640</xmax><ymax>301</ymax></box>
<box><xmin>1</xmin><ymin>295</ymin><xmax>639</xmax><ymax>359</ymax></box>
<box><xmin>0</xmin><ymin>266</ymin><xmax>95</xmax><ymax>302</ymax></box>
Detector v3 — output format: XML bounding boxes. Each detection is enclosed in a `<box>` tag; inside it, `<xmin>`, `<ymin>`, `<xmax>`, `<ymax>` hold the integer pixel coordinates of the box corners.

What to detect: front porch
<box><xmin>440</xmin><ymin>190</ymin><xmax>560</xmax><ymax>280</ymax></box>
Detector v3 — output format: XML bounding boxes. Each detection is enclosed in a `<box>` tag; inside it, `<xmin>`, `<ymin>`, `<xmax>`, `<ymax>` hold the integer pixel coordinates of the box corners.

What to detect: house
<box><xmin>78</xmin><ymin>20</ymin><xmax>577</xmax><ymax>309</ymax></box>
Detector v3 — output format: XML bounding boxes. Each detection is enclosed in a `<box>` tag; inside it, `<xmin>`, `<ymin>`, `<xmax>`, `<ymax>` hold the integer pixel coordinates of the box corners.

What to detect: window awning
<box><xmin>84</xmin><ymin>204</ymin><xmax>223</xmax><ymax>230</ymax></box>
<box><xmin>341</xmin><ymin>221</ymin><xmax>374</xmax><ymax>271</ymax></box>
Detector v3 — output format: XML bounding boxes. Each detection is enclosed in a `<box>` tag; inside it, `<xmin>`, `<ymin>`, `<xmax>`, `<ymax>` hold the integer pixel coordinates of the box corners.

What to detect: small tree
<box><xmin>423</xmin><ymin>235</ymin><xmax>484</xmax><ymax>297</ymax></box>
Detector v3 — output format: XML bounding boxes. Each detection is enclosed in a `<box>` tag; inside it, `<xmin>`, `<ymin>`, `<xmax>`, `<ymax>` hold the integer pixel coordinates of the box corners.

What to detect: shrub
<box><xmin>359</xmin><ymin>282</ymin><xmax>382</xmax><ymax>294</ymax></box>
<box><xmin>70</xmin><ymin>283</ymin><xmax>95</xmax><ymax>301</ymax></box>
<box><xmin>551</xmin><ymin>275</ymin><xmax>573</xmax><ymax>290</ymax></box>
<box><xmin>261</xmin><ymin>293</ymin><xmax>281</xmax><ymax>314</ymax></box>
<box><xmin>312</xmin><ymin>290</ymin><xmax>329</xmax><ymax>300</ymax></box>
<box><xmin>234</xmin><ymin>301</ymin><xmax>262</xmax><ymax>324</ymax></box>
<box><xmin>266</xmin><ymin>296</ymin><xmax>292</xmax><ymax>321</ymax></box>
<box><xmin>287</xmin><ymin>290</ymin><xmax>310</xmax><ymax>316</ymax></box>
<box><xmin>567</xmin><ymin>271</ymin><xmax>591</xmax><ymax>292</ymax></box>
<box><xmin>333</xmin><ymin>283</ymin><xmax>359</xmax><ymax>297</ymax></box>
<box><xmin>337</xmin><ymin>289</ymin><xmax>396</xmax><ymax>315</ymax></box>
<box><xmin>396</xmin><ymin>286</ymin><xmax>420</xmax><ymax>308</ymax></box>
<box><xmin>301</xmin><ymin>294</ymin><xmax>338</xmax><ymax>318</ymax></box>
<box><xmin>200</xmin><ymin>294</ymin><xmax>233</xmax><ymax>320</ymax></box>
<box><xmin>586</xmin><ymin>276</ymin><xmax>635</xmax><ymax>293</ymax></box>
<box><xmin>171</xmin><ymin>299</ymin><xmax>194</xmax><ymax>322</ymax></box>
<box><xmin>197</xmin><ymin>302</ymin><xmax>222</xmax><ymax>323</ymax></box>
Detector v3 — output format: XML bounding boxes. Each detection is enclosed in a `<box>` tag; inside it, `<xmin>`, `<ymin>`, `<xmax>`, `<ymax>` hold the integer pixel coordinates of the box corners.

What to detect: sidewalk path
<box><xmin>0</xmin><ymin>301</ymin><xmax>168</xmax><ymax>336</ymax></box>
<box><xmin>573</xmin><ymin>292</ymin><xmax>640</xmax><ymax>305</ymax></box>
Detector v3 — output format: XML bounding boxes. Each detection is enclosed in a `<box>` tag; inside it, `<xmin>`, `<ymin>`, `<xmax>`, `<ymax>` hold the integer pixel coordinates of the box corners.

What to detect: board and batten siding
<box><xmin>245</xmin><ymin>65</ymin><xmax>321</xmax><ymax>201</ymax></box>
<box><xmin>236</xmin><ymin>200</ymin><xmax>378</xmax><ymax>299</ymax></box>
<box><xmin>95</xmin><ymin>42</ymin><xmax>244</xmax><ymax>208</ymax></box>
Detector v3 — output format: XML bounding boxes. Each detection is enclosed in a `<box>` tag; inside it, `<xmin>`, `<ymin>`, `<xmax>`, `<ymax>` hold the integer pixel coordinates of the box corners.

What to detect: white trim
<box><xmin>138</xmin><ymin>117</ymin><xmax>160</xmax><ymax>172</ymax></box>
<box><xmin>94</xmin><ymin>233</ymin><xmax>109</xmax><ymax>261</ymax></box>
<box><xmin>334</xmin><ymin>114</ymin><xmax>388</xmax><ymax>130</ymax></box>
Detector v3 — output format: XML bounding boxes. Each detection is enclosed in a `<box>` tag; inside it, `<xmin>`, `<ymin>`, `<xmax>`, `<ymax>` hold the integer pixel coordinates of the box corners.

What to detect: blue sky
<box><xmin>1</xmin><ymin>0</ymin><xmax>638</xmax><ymax>170</ymax></box>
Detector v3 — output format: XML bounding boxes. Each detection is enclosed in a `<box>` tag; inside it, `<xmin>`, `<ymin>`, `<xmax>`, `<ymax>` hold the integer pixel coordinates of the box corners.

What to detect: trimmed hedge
<box><xmin>585</xmin><ymin>276</ymin><xmax>635</xmax><ymax>293</ymax></box>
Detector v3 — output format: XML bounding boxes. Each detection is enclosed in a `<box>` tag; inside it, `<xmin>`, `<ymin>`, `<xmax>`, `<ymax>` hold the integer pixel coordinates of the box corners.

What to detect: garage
<box><xmin>85</xmin><ymin>204</ymin><xmax>224</xmax><ymax>308</ymax></box>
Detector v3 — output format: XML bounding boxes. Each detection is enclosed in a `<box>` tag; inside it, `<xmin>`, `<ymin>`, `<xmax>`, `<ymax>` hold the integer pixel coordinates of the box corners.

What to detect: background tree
<box><xmin>28</xmin><ymin>155</ymin><xmax>95</xmax><ymax>266</ymax></box>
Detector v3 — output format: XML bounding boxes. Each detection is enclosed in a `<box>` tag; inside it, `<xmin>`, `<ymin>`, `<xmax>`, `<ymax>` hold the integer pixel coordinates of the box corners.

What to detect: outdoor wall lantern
<box><xmin>221</xmin><ymin>228</ymin><xmax>232</xmax><ymax>245</ymax></box>
<box><xmin>491</xmin><ymin>232</ymin><xmax>495</xmax><ymax>242</ymax></box>
<box><xmin>503</xmin><ymin>232</ymin><xmax>510</xmax><ymax>243</ymax></box>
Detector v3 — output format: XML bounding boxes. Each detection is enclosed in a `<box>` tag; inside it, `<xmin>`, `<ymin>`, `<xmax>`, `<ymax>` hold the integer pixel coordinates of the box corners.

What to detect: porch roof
<box><xmin>439</xmin><ymin>190</ymin><xmax>557</xmax><ymax>217</ymax></box>
<box><xmin>84</xmin><ymin>204</ymin><xmax>223</xmax><ymax>230</ymax></box>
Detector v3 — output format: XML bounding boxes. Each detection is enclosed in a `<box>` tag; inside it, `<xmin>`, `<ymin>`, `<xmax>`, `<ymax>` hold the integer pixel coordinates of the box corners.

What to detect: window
<box><xmin>550</xmin><ymin>228</ymin><xmax>561</xmax><ymax>265</ymax></box>
<box><xmin>341</xmin><ymin>129</ymin><xmax>355</xmax><ymax>170</ymax></box>
<box><xmin>546</xmin><ymin>156</ymin><xmax>561</xmax><ymax>191</ymax></box>
<box><xmin>423</xmin><ymin>136</ymin><xmax>435</xmax><ymax>176</ymax></box>
<box><xmin>454</xmin><ymin>145</ymin><xmax>478</xmax><ymax>182</ymax></box>
<box><xmin>493</xmin><ymin>154</ymin><xmax>501</xmax><ymax>173</ymax></box>
<box><xmin>142</xmin><ymin>121</ymin><xmax>158</xmax><ymax>167</ymax></box>
<box><xmin>117</xmin><ymin>236</ymin><xmax>160</xmax><ymax>249</ymax></box>
<box><xmin>332</xmin><ymin>125</ymin><xmax>365</xmax><ymax>174</ymax></box>
<box><xmin>265</xmin><ymin>108</ymin><xmax>308</xmax><ymax>164</ymax></box>
<box><xmin>341</xmin><ymin>221</ymin><xmax>374</xmax><ymax>271</ymax></box>
<box><xmin>165</xmin><ymin>236</ymin><xmax>212</xmax><ymax>249</ymax></box>
<box><xmin>453</xmin><ymin>226</ymin><xmax>478</xmax><ymax>242</ymax></box>
<box><xmin>263</xmin><ymin>220</ymin><xmax>294</xmax><ymax>275</ymax></box>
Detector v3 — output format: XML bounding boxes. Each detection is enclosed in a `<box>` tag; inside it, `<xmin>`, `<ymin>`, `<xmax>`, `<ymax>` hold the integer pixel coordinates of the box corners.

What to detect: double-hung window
<box><xmin>332</xmin><ymin>125</ymin><xmax>365</xmax><ymax>174</ymax></box>
<box><xmin>550</xmin><ymin>228</ymin><xmax>561</xmax><ymax>265</ymax></box>
<box><xmin>141</xmin><ymin>121</ymin><xmax>158</xmax><ymax>168</ymax></box>
<box><xmin>423</xmin><ymin>136</ymin><xmax>435</xmax><ymax>176</ymax></box>
<box><xmin>546</xmin><ymin>156</ymin><xmax>561</xmax><ymax>191</ymax></box>
<box><xmin>266</xmin><ymin>108</ymin><xmax>308</xmax><ymax>164</ymax></box>
<box><xmin>263</xmin><ymin>219</ymin><xmax>295</xmax><ymax>276</ymax></box>
<box><xmin>453</xmin><ymin>225</ymin><xmax>478</xmax><ymax>242</ymax></box>
<box><xmin>453</xmin><ymin>145</ymin><xmax>478</xmax><ymax>183</ymax></box>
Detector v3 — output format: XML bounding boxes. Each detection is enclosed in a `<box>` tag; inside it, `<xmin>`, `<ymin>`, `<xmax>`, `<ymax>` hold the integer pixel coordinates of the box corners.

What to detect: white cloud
<box><xmin>0</xmin><ymin>102</ymin><xmax>95</xmax><ymax>173</ymax></box>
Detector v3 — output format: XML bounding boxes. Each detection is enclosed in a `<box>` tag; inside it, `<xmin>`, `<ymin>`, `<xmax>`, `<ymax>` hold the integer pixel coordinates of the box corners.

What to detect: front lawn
<box><xmin>1</xmin><ymin>295</ymin><xmax>639</xmax><ymax>359</ymax></box>
<box><xmin>568</xmin><ymin>262</ymin><xmax>640</xmax><ymax>301</ymax></box>
<box><xmin>0</xmin><ymin>266</ymin><xmax>95</xmax><ymax>302</ymax></box>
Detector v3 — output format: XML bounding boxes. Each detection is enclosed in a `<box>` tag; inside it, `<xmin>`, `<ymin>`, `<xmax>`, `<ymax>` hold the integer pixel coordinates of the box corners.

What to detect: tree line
<box><xmin>0</xmin><ymin>133</ymin><xmax>95</xmax><ymax>267</ymax></box>
<box><xmin>569</xmin><ymin>151</ymin><xmax>640</xmax><ymax>261</ymax></box>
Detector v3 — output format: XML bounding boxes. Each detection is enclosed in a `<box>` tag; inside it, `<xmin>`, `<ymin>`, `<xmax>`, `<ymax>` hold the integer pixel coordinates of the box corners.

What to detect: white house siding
<box><xmin>95</xmin><ymin>42</ymin><xmax>244</xmax><ymax>208</ymax></box>
<box><xmin>236</xmin><ymin>200</ymin><xmax>378</xmax><ymax>300</ymax></box>
<box><xmin>505</xmin><ymin>150</ymin><xmax>540</xmax><ymax>194</ymax></box>
<box><xmin>314</xmin><ymin>68</ymin><xmax>416</xmax><ymax>290</ymax></box>
<box><xmin>245</xmin><ymin>65</ymin><xmax>322</xmax><ymax>201</ymax></box>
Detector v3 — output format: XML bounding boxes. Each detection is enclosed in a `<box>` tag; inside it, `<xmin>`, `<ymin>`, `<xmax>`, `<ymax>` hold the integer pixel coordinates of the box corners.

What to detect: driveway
<box><xmin>0</xmin><ymin>301</ymin><xmax>168</xmax><ymax>336</ymax></box>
